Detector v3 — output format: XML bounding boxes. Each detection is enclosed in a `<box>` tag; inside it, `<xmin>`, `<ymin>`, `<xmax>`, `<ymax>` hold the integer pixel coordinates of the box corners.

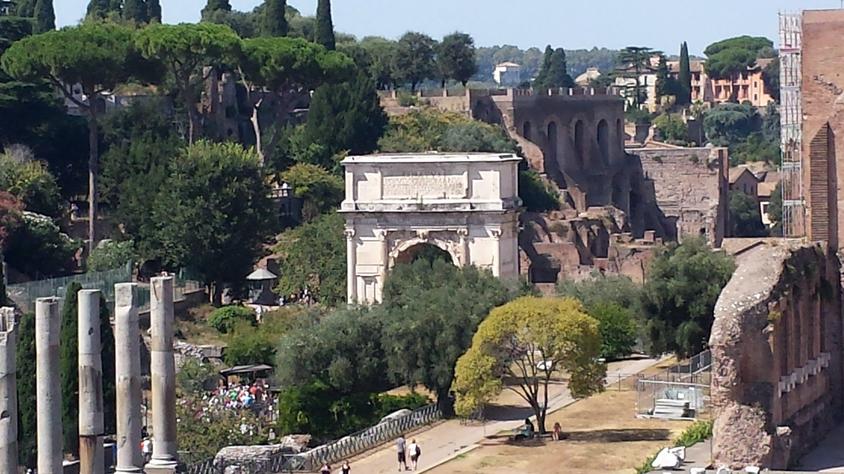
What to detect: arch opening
<box><xmin>523</xmin><ymin>121</ymin><xmax>532</xmax><ymax>141</ymax></box>
<box><xmin>395</xmin><ymin>243</ymin><xmax>454</xmax><ymax>266</ymax></box>
<box><xmin>597</xmin><ymin>119</ymin><xmax>610</xmax><ymax>165</ymax></box>
<box><xmin>574</xmin><ymin>120</ymin><xmax>586</xmax><ymax>167</ymax></box>
<box><xmin>547</xmin><ymin>121</ymin><xmax>558</xmax><ymax>173</ymax></box>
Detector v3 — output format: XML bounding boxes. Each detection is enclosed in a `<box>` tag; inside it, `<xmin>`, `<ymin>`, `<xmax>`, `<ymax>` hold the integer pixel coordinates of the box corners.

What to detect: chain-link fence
<box><xmin>636</xmin><ymin>350</ymin><xmax>712</xmax><ymax>420</ymax></box>
<box><xmin>185</xmin><ymin>403</ymin><xmax>442</xmax><ymax>474</ymax></box>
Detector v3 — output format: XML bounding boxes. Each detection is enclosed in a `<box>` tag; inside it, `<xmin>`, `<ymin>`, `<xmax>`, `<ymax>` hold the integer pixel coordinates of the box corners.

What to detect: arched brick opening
<box><xmin>597</xmin><ymin>119</ymin><xmax>610</xmax><ymax>165</ymax></box>
<box><xmin>395</xmin><ymin>242</ymin><xmax>454</xmax><ymax>266</ymax></box>
<box><xmin>547</xmin><ymin>121</ymin><xmax>558</xmax><ymax>171</ymax></box>
<box><xmin>523</xmin><ymin>121</ymin><xmax>532</xmax><ymax>141</ymax></box>
<box><xmin>574</xmin><ymin>120</ymin><xmax>586</xmax><ymax>167</ymax></box>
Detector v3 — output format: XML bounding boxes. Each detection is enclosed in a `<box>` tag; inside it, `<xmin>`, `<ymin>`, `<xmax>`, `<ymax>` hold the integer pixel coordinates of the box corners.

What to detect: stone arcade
<box><xmin>341</xmin><ymin>153</ymin><xmax>522</xmax><ymax>305</ymax></box>
<box><xmin>0</xmin><ymin>276</ymin><xmax>180</xmax><ymax>474</ymax></box>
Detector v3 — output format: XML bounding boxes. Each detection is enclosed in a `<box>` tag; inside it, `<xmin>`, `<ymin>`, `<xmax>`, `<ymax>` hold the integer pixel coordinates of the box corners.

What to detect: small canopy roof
<box><xmin>219</xmin><ymin>364</ymin><xmax>274</xmax><ymax>377</ymax></box>
<box><xmin>246</xmin><ymin>268</ymin><xmax>277</xmax><ymax>281</ymax></box>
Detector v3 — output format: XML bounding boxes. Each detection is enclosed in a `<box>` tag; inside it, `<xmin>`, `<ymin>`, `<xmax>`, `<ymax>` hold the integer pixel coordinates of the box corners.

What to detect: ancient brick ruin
<box><xmin>710</xmin><ymin>242</ymin><xmax>843</xmax><ymax>469</ymax></box>
<box><xmin>380</xmin><ymin>88</ymin><xmax>728</xmax><ymax>284</ymax></box>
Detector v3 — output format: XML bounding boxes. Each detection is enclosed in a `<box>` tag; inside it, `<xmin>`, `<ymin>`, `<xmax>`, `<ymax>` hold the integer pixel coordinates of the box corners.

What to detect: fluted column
<box><xmin>78</xmin><ymin>290</ymin><xmax>105</xmax><ymax>474</ymax></box>
<box><xmin>115</xmin><ymin>283</ymin><xmax>143</xmax><ymax>473</ymax></box>
<box><xmin>0</xmin><ymin>307</ymin><xmax>18</xmax><ymax>474</ymax></box>
<box><xmin>376</xmin><ymin>229</ymin><xmax>389</xmax><ymax>303</ymax></box>
<box><xmin>458</xmin><ymin>228</ymin><xmax>470</xmax><ymax>267</ymax></box>
<box><xmin>145</xmin><ymin>277</ymin><xmax>178</xmax><ymax>472</ymax></box>
<box><xmin>36</xmin><ymin>297</ymin><xmax>62</xmax><ymax>474</ymax></box>
<box><xmin>345</xmin><ymin>228</ymin><xmax>357</xmax><ymax>304</ymax></box>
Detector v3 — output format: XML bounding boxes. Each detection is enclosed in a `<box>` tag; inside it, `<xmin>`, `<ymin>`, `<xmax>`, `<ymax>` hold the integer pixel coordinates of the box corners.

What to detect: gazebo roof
<box><xmin>246</xmin><ymin>268</ymin><xmax>277</xmax><ymax>281</ymax></box>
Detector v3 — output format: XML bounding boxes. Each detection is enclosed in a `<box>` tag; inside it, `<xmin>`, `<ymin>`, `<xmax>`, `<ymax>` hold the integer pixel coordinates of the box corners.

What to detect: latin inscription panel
<box><xmin>381</xmin><ymin>173</ymin><xmax>466</xmax><ymax>199</ymax></box>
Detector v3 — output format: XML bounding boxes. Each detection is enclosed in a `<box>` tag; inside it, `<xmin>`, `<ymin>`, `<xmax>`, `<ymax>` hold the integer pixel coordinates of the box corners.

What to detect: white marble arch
<box><xmin>341</xmin><ymin>153</ymin><xmax>522</xmax><ymax>305</ymax></box>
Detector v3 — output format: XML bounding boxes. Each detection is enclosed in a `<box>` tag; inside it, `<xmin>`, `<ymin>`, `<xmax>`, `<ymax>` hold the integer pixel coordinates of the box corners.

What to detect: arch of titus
<box><xmin>341</xmin><ymin>153</ymin><xmax>522</xmax><ymax>304</ymax></box>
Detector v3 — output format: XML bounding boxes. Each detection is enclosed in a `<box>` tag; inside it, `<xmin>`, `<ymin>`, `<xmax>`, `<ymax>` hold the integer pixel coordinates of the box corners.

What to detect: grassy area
<box><xmin>175</xmin><ymin>303</ymin><xmax>227</xmax><ymax>346</ymax></box>
<box><xmin>429</xmin><ymin>365</ymin><xmax>692</xmax><ymax>474</ymax></box>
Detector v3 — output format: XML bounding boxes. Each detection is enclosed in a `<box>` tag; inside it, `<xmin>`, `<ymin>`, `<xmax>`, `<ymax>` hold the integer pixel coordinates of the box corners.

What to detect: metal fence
<box><xmin>7</xmin><ymin>263</ymin><xmax>133</xmax><ymax>313</ymax></box>
<box><xmin>636</xmin><ymin>350</ymin><xmax>712</xmax><ymax>420</ymax></box>
<box><xmin>185</xmin><ymin>403</ymin><xmax>442</xmax><ymax>474</ymax></box>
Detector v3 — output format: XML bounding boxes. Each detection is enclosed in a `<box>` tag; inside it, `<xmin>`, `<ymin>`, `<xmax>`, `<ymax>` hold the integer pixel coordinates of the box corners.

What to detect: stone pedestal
<box><xmin>36</xmin><ymin>297</ymin><xmax>62</xmax><ymax>474</ymax></box>
<box><xmin>78</xmin><ymin>290</ymin><xmax>104</xmax><ymax>474</ymax></box>
<box><xmin>114</xmin><ymin>284</ymin><xmax>143</xmax><ymax>473</ymax></box>
<box><xmin>0</xmin><ymin>307</ymin><xmax>18</xmax><ymax>474</ymax></box>
<box><xmin>145</xmin><ymin>277</ymin><xmax>178</xmax><ymax>471</ymax></box>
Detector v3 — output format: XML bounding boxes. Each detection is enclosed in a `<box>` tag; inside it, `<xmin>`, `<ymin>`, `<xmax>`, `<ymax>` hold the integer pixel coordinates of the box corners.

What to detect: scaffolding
<box><xmin>779</xmin><ymin>12</ymin><xmax>804</xmax><ymax>238</ymax></box>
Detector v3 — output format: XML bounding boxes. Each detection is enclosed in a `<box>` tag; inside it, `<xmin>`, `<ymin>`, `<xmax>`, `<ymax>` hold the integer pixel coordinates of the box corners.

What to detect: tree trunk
<box><xmin>210</xmin><ymin>283</ymin><xmax>223</xmax><ymax>307</ymax></box>
<box><xmin>536</xmin><ymin>409</ymin><xmax>547</xmax><ymax>435</ymax></box>
<box><xmin>251</xmin><ymin>97</ymin><xmax>264</xmax><ymax>165</ymax></box>
<box><xmin>183</xmin><ymin>86</ymin><xmax>199</xmax><ymax>145</ymax></box>
<box><xmin>436</xmin><ymin>387</ymin><xmax>455</xmax><ymax>418</ymax></box>
<box><xmin>86</xmin><ymin>109</ymin><xmax>99</xmax><ymax>256</ymax></box>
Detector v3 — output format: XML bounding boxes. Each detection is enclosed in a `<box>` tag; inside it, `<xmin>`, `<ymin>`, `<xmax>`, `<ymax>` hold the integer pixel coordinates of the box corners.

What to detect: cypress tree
<box><xmin>678</xmin><ymin>42</ymin><xmax>692</xmax><ymax>105</ymax></box>
<box><xmin>99</xmin><ymin>292</ymin><xmax>117</xmax><ymax>436</ymax></box>
<box><xmin>33</xmin><ymin>0</ymin><xmax>54</xmax><ymax>34</ymax></box>
<box><xmin>146</xmin><ymin>0</ymin><xmax>162</xmax><ymax>23</ymax></box>
<box><xmin>201</xmin><ymin>0</ymin><xmax>231</xmax><ymax>20</ymax></box>
<box><xmin>60</xmin><ymin>282</ymin><xmax>82</xmax><ymax>457</ymax></box>
<box><xmin>14</xmin><ymin>0</ymin><xmax>36</xmax><ymax>17</ymax></box>
<box><xmin>0</xmin><ymin>256</ymin><xmax>5</xmax><ymax>307</ymax></box>
<box><xmin>86</xmin><ymin>0</ymin><xmax>111</xmax><ymax>20</ymax></box>
<box><xmin>534</xmin><ymin>45</ymin><xmax>553</xmax><ymax>90</ymax></box>
<box><xmin>262</xmin><ymin>0</ymin><xmax>289</xmax><ymax>37</ymax></box>
<box><xmin>315</xmin><ymin>0</ymin><xmax>335</xmax><ymax>50</ymax></box>
<box><xmin>123</xmin><ymin>0</ymin><xmax>148</xmax><ymax>23</ymax></box>
<box><xmin>17</xmin><ymin>312</ymin><xmax>36</xmax><ymax>467</ymax></box>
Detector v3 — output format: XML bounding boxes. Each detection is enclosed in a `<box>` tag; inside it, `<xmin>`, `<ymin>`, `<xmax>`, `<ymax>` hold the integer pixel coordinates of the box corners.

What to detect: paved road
<box><xmin>343</xmin><ymin>357</ymin><xmax>660</xmax><ymax>474</ymax></box>
<box><xmin>797</xmin><ymin>422</ymin><xmax>844</xmax><ymax>472</ymax></box>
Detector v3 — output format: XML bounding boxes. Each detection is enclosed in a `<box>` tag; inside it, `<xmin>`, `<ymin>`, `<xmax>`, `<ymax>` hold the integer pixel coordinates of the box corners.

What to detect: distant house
<box><xmin>729</xmin><ymin>167</ymin><xmax>760</xmax><ymax>199</ymax></box>
<box><xmin>493</xmin><ymin>62</ymin><xmax>522</xmax><ymax>86</ymax></box>
<box><xmin>575</xmin><ymin>67</ymin><xmax>602</xmax><ymax>87</ymax></box>
<box><xmin>668</xmin><ymin>59</ymin><xmax>775</xmax><ymax>108</ymax></box>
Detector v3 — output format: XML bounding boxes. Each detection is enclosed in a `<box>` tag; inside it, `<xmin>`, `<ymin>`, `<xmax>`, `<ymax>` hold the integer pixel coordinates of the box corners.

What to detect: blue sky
<box><xmin>56</xmin><ymin>0</ymin><xmax>844</xmax><ymax>55</ymax></box>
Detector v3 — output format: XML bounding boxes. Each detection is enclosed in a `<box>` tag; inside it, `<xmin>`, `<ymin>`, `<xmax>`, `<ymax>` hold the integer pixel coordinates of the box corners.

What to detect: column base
<box><xmin>144</xmin><ymin>459</ymin><xmax>180</xmax><ymax>474</ymax></box>
<box><xmin>115</xmin><ymin>468</ymin><xmax>143</xmax><ymax>474</ymax></box>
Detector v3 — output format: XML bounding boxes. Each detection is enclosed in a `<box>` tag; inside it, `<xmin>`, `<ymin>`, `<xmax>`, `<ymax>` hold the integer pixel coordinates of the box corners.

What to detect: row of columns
<box><xmin>0</xmin><ymin>276</ymin><xmax>179</xmax><ymax>474</ymax></box>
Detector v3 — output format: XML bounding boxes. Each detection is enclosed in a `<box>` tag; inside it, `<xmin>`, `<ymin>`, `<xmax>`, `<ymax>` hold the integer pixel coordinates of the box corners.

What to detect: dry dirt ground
<box><xmin>429</xmin><ymin>359</ymin><xmax>692</xmax><ymax>474</ymax></box>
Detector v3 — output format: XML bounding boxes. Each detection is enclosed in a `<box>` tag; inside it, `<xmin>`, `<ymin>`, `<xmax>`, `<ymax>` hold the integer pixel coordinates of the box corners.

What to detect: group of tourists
<box><xmin>320</xmin><ymin>459</ymin><xmax>352</xmax><ymax>474</ymax></box>
<box><xmin>206</xmin><ymin>381</ymin><xmax>274</xmax><ymax>414</ymax></box>
<box><xmin>396</xmin><ymin>434</ymin><xmax>422</xmax><ymax>471</ymax></box>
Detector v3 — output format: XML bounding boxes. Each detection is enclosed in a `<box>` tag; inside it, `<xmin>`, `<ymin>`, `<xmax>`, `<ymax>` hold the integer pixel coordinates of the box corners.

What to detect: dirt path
<box><xmin>344</xmin><ymin>357</ymin><xmax>661</xmax><ymax>474</ymax></box>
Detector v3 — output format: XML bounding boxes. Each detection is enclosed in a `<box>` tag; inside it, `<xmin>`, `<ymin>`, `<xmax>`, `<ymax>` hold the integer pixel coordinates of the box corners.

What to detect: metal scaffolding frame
<box><xmin>779</xmin><ymin>12</ymin><xmax>804</xmax><ymax>237</ymax></box>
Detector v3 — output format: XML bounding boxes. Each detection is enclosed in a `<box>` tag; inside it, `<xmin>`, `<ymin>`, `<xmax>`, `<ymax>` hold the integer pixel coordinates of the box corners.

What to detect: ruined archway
<box><xmin>523</xmin><ymin>121</ymin><xmax>532</xmax><ymax>141</ymax></box>
<box><xmin>394</xmin><ymin>242</ymin><xmax>455</xmax><ymax>266</ymax></box>
<box><xmin>597</xmin><ymin>119</ymin><xmax>610</xmax><ymax>165</ymax></box>
<box><xmin>574</xmin><ymin>120</ymin><xmax>586</xmax><ymax>167</ymax></box>
<box><xmin>547</xmin><ymin>121</ymin><xmax>558</xmax><ymax>173</ymax></box>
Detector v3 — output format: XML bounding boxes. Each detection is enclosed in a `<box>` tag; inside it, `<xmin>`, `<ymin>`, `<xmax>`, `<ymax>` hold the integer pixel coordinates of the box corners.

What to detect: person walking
<box><xmin>408</xmin><ymin>438</ymin><xmax>421</xmax><ymax>471</ymax></box>
<box><xmin>341</xmin><ymin>460</ymin><xmax>351</xmax><ymax>474</ymax></box>
<box><xmin>396</xmin><ymin>434</ymin><xmax>408</xmax><ymax>471</ymax></box>
<box><xmin>320</xmin><ymin>462</ymin><xmax>331</xmax><ymax>474</ymax></box>
<box><xmin>552</xmin><ymin>422</ymin><xmax>562</xmax><ymax>441</ymax></box>
<box><xmin>142</xmin><ymin>437</ymin><xmax>153</xmax><ymax>464</ymax></box>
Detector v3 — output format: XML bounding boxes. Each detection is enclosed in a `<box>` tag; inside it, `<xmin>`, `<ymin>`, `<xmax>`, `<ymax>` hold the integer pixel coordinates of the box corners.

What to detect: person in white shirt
<box><xmin>408</xmin><ymin>439</ymin><xmax>421</xmax><ymax>471</ymax></box>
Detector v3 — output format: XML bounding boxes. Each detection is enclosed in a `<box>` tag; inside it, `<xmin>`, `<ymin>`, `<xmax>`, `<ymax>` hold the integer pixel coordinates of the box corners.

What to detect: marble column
<box><xmin>458</xmin><ymin>228</ymin><xmax>470</xmax><ymax>267</ymax></box>
<box><xmin>145</xmin><ymin>277</ymin><xmax>178</xmax><ymax>472</ymax></box>
<box><xmin>36</xmin><ymin>297</ymin><xmax>62</xmax><ymax>474</ymax></box>
<box><xmin>114</xmin><ymin>283</ymin><xmax>143</xmax><ymax>473</ymax></box>
<box><xmin>490</xmin><ymin>229</ymin><xmax>502</xmax><ymax>277</ymax></box>
<box><xmin>345</xmin><ymin>228</ymin><xmax>357</xmax><ymax>304</ymax></box>
<box><xmin>78</xmin><ymin>290</ymin><xmax>104</xmax><ymax>474</ymax></box>
<box><xmin>0</xmin><ymin>307</ymin><xmax>18</xmax><ymax>474</ymax></box>
<box><xmin>376</xmin><ymin>229</ymin><xmax>389</xmax><ymax>303</ymax></box>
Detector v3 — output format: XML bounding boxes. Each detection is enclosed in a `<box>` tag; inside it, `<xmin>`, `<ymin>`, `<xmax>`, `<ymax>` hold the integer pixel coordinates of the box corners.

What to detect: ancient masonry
<box><xmin>710</xmin><ymin>241</ymin><xmax>842</xmax><ymax>469</ymax></box>
<box><xmin>379</xmin><ymin>88</ymin><xmax>728</xmax><ymax>284</ymax></box>
<box><xmin>0</xmin><ymin>276</ymin><xmax>181</xmax><ymax>474</ymax></box>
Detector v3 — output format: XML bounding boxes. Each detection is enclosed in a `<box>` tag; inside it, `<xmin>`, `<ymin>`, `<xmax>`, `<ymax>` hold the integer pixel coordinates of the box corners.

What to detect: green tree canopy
<box><xmin>359</xmin><ymin>36</ymin><xmax>398</xmax><ymax>90</ymax></box>
<box><xmin>0</xmin><ymin>148</ymin><xmax>62</xmax><ymax>217</ymax></box>
<box><xmin>14</xmin><ymin>0</ymin><xmax>36</xmax><ymax>16</ymax></box>
<box><xmin>393</xmin><ymin>31</ymin><xmax>436</xmax><ymax>91</ymax></box>
<box><xmin>4</xmin><ymin>211</ymin><xmax>79</xmax><ymax>279</ymax></box>
<box><xmin>454</xmin><ymin>297</ymin><xmax>605</xmax><ymax>432</ymax></box>
<box><xmin>122</xmin><ymin>0</ymin><xmax>148</xmax><ymax>23</ymax></box>
<box><xmin>86</xmin><ymin>0</ymin><xmax>118</xmax><ymax>20</ymax></box>
<box><xmin>201</xmin><ymin>0</ymin><xmax>231</xmax><ymax>20</ymax></box>
<box><xmin>642</xmin><ymin>237</ymin><xmax>735</xmax><ymax>357</ymax></box>
<box><xmin>152</xmin><ymin>141</ymin><xmax>276</xmax><ymax>305</ymax></box>
<box><xmin>261</xmin><ymin>0</ymin><xmax>288</xmax><ymax>37</ymax></box>
<box><xmin>729</xmin><ymin>191</ymin><xmax>767</xmax><ymax>237</ymax></box>
<box><xmin>767</xmin><ymin>182</ymin><xmax>782</xmax><ymax>234</ymax></box>
<box><xmin>378</xmin><ymin>109</ymin><xmax>517</xmax><ymax>154</ymax></box>
<box><xmin>704</xmin><ymin>36</ymin><xmax>773</xmax><ymax>79</ymax></box>
<box><xmin>535</xmin><ymin>47</ymin><xmax>574</xmax><ymax>91</ymax></box>
<box><xmin>1</xmin><ymin>22</ymin><xmax>138</xmax><ymax>251</ymax></box>
<box><xmin>280</xmin><ymin>163</ymin><xmax>343</xmax><ymax>221</ymax></box>
<box><xmin>314</xmin><ymin>0</ymin><xmax>335</xmax><ymax>50</ymax></box>
<box><xmin>300</xmin><ymin>71</ymin><xmax>387</xmax><ymax>169</ymax></box>
<box><xmin>135</xmin><ymin>22</ymin><xmax>241</xmax><ymax>143</ymax></box>
<box><xmin>146</xmin><ymin>0</ymin><xmax>161</xmax><ymax>22</ymax></box>
<box><xmin>273</xmin><ymin>212</ymin><xmax>345</xmax><ymax>306</ymax></box>
<box><xmin>436</xmin><ymin>32</ymin><xmax>477</xmax><ymax>87</ymax></box>
<box><xmin>238</xmin><ymin>35</ymin><xmax>353</xmax><ymax>162</ymax></box>
<box><xmin>16</xmin><ymin>311</ymin><xmax>36</xmax><ymax>467</ymax></box>
<box><xmin>703</xmin><ymin>103</ymin><xmax>759</xmax><ymax>146</ymax></box>
<box><xmin>381</xmin><ymin>259</ymin><xmax>517</xmax><ymax>415</ymax></box>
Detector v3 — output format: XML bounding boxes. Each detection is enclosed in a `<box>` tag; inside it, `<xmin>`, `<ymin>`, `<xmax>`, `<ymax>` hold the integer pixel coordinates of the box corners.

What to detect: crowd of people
<box><xmin>205</xmin><ymin>381</ymin><xmax>274</xmax><ymax>412</ymax></box>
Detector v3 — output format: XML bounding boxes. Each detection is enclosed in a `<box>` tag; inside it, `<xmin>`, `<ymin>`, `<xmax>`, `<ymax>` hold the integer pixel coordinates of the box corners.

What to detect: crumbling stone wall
<box><xmin>710</xmin><ymin>241</ymin><xmax>843</xmax><ymax>469</ymax></box>
<box><xmin>635</xmin><ymin>147</ymin><xmax>729</xmax><ymax>248</ymax></box>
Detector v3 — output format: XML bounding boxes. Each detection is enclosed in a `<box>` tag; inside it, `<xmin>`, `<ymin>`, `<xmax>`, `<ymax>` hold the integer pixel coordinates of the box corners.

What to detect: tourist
<box><xmin>408</xmin><ymin>438</ymin><xmax>421</xmax><ymax>471</ymax></box>
<box><xmin>320</xmin><ymin>462</ymin><xmax>331</xmax><ymax>474</ymax></box>
<box><xmin>341</xmin><ymin>460</ymin><xmax>351</xmax><ymax>474</ymax></box>
<box><xmin>552</xmin><ymin>422</ymin><xmax>562</xmax><ymax>441</ymax></box>
<box><xmin>396</xmin><ymin>434</ymin><xmax>408</xmax><ymax>471</ymax></box>
<box><xmin>142</xmin><ymin>437</ymin><xmax>153</xmax><ymax>463</ymax></box>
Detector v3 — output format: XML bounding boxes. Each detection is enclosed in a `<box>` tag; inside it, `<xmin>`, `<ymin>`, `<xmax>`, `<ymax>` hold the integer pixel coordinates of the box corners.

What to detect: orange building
<box><xmin>669</xmin><ymin>59</ymin><xmax>775</xmax><ymax>107</ymax></box>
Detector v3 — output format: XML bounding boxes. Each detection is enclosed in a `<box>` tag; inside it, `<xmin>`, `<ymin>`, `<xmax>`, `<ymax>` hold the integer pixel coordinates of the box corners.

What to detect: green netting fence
<box><xmin>6</xmin><ymin>264</ymin><xmax>203</xmax><ymax>313</ymax></box>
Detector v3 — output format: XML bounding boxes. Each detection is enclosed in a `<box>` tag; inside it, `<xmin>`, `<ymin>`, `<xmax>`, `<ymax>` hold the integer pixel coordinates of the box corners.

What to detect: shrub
<box><xmin>177</xmin><ymin>358</ymin><xmax>219</xmax><ymax>395</ymax></box>
<box><xmin>674</xmin><ymin>419</ymin><xmax>713</xmax><ymax>447</ymax></box>
<box><xmin>208</xmin><ymin>305</ymin><xmax>255</xmax><ymax>334</ymax></box>
<box><xmin>87</xmin><ymin>239</ymin><xmax>136</xmax><ymax>271</ymax></box>
<box><xmin>653</xmin><ymin>114</ymin><xmax>688</xmax><ymax>144</ymax></box>
<box><xmin>519</xmin><ymin>170</ymin><xmax>560</xmax><ymax>212</ymax></box>
<box><xmin>375</xmin><ymin>392</ymin><xmax>430</xmax><ymax>419</ymax></box>
<box><xmin>224</xmin><ymin>322</ymin><xmax>276</xmax><ymax>366</ymax></box>
<box><xmin>590</xmin><ymin>302</ymin><xmax>638</xmax><ymax>360</ymax></box>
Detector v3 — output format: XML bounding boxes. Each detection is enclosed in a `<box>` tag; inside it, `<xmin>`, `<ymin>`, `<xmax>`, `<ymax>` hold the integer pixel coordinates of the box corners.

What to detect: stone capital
<box><xmin>344</xmin><ymin>228</ymin><xmax>356</xmax><ymax>240</ymax></box>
